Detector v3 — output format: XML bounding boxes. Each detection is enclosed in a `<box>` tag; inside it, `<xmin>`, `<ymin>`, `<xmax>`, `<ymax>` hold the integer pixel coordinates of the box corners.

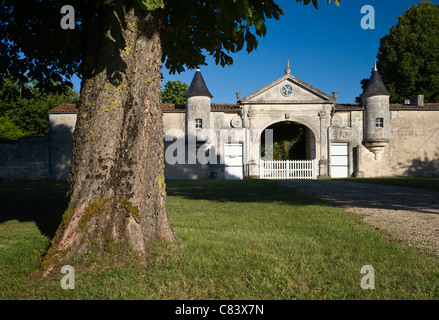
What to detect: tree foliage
<box><xmin>357</xmin><ymin>1</ymin><xmax>439</xmax><ymax>103</ymax></box>
<box><xmin>163</xmin><ymin>0</ymin><xmax>339</xmax><ymax>73</ymax></box>
<box><xmin>1</xmin><ymin>0</ymin><xmax>340</xmax><ymax>92</ymax></box>
<box><xmin>0</xmin><ymin>0</ymin><xmax>81</xmax><ymax>95</ymax></box>
<box><xmin>161</xmin><ymin>80</ymin><xmax>189</xmax><ymax>104</ymax></box>
<box><xmin>0</xmin><ymin>116</ymin><xmax>24</xmax><ymax>140</ymax></box>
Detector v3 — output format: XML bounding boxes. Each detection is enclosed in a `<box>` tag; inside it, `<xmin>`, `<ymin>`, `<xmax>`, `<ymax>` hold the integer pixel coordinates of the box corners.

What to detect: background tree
<box><xmin>0</xmin><ymin>0</ymin><xmax>341</xmax><ymax>273</ymax></box>
<box><xmin>161</xmin><ymin>80</ymin><xmax>189</xmax><ymax>104</ymax></box>
<box><xmin>0</xmin><ymin>75</ymin><xmax>79</xmax><ymax>137</ymax></box>
<box><xmin>0</xmin><ymin>117</ymin><xmax>24</xmax><ymax>140</ymax></box>
<box><xmin>355</xmin><ymin>78</ymin><xmax>370</xmax><ymax>103</ymax></box>
<box><xmin>356</xmin><ymin>1</ymin><xmax>439</xmax><ymax>103</ymax></box>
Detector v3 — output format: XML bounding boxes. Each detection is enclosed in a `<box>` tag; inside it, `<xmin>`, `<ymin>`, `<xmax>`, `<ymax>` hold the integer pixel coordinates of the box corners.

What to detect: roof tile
<box><xmin>49</xmin><ymin>102</ymin><xmax>439</xmax><ymax>114</ymax></box>
<box><xmin>49</xmin><ymin>103</ymin><xmax>78</xmax><ymax>113</ymax></box>
<box><xmin>210</xmin><ymin>103</ymin><xmax>241</xmax><ymax>111</ymax></box>
<box><xmin>162</xmin><ymin>104</ymin><xmax>186</xmax><ymax>112</ymax></box>
<box><xmin>389</xmin><ymin>103</ymin><xmax>439</xmax><ymax>109</ymax></box>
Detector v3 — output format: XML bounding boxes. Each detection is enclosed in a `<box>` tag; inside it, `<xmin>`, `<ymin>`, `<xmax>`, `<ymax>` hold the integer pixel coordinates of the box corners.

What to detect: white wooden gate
<box><xmin>259</xmin><ymin>159</ymin><xmax>316</xmax><ymax>180</ymax></box>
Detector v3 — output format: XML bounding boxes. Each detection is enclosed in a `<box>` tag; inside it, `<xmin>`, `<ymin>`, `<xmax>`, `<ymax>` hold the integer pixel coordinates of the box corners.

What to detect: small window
<box><xmin>195</xmin><ymin>118</ymin><xmax>203</xmax><ymax>129</ymax></box>
<box><xmin>376</xmin><ymin>118</ymin><xmax>384</xmax><ymax>128</ymax></box>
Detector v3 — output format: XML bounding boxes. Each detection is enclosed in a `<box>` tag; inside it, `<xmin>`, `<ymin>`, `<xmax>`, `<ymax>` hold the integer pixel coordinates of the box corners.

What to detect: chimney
<box><xmin>410</xmin><ymin>95</ymin><xmax>424</xmax><ymax>107</ymax></box>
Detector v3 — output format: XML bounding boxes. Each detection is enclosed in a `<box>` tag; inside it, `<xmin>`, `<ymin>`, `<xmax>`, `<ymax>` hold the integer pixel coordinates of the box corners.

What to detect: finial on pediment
<box><xmin>285</xmin><ymin>60</ymin><xmax>291</xmax><ymax>75</ymax></box>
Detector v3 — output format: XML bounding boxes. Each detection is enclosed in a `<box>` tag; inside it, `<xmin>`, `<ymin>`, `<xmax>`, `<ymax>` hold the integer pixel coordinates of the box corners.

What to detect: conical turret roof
<box><xmin>361</xmin><ymin>64</ymin><xmax>390</xmax><ymax>98</ymax></box>
<box><xmin>185</xmin><ymin>69</ymin><xmax>213</xmax><ymax>98</ymax></box>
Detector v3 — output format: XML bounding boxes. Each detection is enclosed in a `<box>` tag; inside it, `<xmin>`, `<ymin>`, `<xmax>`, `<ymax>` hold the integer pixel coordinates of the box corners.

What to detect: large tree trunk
<box><xmin>42</xmin><ymin>0</ymin><xmax>179</xmax><ymax>272</ymax></box>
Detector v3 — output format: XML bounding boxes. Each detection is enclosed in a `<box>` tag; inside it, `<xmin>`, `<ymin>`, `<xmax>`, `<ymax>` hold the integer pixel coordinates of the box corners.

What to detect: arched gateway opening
<box><xmin>259</xmin><ymin>121</ymin><xmax>317</xmax><ymax>179</ymax></box>
<box><xmin>260</xmin><ymin>121</ymin><xmax>316</xmax><ymax>160</ymax></box>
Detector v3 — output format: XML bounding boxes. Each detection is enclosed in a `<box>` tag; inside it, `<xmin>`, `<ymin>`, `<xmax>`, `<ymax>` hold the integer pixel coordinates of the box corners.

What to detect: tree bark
<box><xmin>42</xmin><ymin>0</ymin><xmax>179</xmax><ymax>273</ymax></box>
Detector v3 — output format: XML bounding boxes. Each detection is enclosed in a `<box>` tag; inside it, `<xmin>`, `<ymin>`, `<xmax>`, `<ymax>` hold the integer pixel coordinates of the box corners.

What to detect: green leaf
<box><xmin>327</xmin><ymin>0</ymin><xmax>341</xmax><ymax>5</ymax></box>
<box><xmin>0</xmin><ymin>116</ymin><xmax>25</xmax><ymax>140</ymax></box>
<box><xmin>137</xmin><ymin>0</ymin><xmax>164</xmax><ymax>11</ymax></box>
<box><xmin>161</xmin><ymin>80</ymin><xmax>189</xmax><ymax>104</ymax></box>
<box><xmin>356</xmin><ymin>1</ymin><xmax>439</xmax><ymax>103</ymax></box>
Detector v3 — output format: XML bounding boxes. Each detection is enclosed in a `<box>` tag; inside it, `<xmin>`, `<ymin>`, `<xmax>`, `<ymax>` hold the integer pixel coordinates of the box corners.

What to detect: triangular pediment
<box><xmin>240</xmin><ymin>74</ymin><xmax>335</xmax><ymax>104</ymax></box>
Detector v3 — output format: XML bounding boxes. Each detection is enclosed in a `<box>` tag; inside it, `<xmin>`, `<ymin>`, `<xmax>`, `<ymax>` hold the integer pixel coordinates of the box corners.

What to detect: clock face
<box><xmin>281</xmin><ymin>84</ymin><xmax>293</xmax><ymax>97</ymax></box>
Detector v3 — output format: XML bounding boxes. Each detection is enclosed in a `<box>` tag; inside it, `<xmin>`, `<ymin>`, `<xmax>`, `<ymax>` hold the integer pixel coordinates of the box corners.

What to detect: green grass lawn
<box><xmin>0</xmin><ymin>180</ymin><xmax>438</xmax><ymax>300</ymax></box>
<box><xmin>334</xmin><ymin>176</ymin><xmax>439</xmax><ymax>191</ymax></box>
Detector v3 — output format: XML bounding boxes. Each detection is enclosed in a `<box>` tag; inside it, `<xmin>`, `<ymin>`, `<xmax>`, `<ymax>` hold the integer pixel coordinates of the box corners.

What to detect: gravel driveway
<box><xmin>278</xmin><ymin>180</ymin><xmax>439</xmax><ymax>257</ymax></box>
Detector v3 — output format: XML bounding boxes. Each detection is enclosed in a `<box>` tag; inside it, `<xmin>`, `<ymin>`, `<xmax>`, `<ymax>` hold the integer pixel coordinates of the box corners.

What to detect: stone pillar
<box><xmin>246</xmin><ymin>107</ymin><xmax>259</xmax><ymax>179</ymax></box>
<box><xmin>318</xmin><ymin>111</ymin><xmax>330</xmax><ymax>178</ymax></box>
<box><xmin>354</xmin><ymin>144</ymin><xmax>364</xmax><ymax>177</ymax></box>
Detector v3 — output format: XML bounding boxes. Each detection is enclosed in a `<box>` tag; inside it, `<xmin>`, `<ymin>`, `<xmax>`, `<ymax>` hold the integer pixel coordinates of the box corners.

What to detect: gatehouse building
<box><xmin>2</xmin><ymin>61</ymin><xmax>439</xmax><ymax>181</ymax></box>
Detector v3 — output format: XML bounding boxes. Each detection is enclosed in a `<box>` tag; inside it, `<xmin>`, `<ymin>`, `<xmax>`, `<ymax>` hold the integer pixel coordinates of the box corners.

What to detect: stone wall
<box><xmin>0</xmin><ymin>136</ymin><xmax>50</xmax><ymax>181</ymax></box>
<box><xmin>0</xmin><ymin>112</ymin><xmax>76</xmax><ymax>181</ymax></box>
<box><xmin>355</xmin><ymin>109</ymin><xmax>439</xmax><ymax>178</ymax></box>
<box><xmin>387</xmin><ymin>110</ymin><xmax>439</xmax><ymax>177</ymax></box>
<box><xmin>330</xmin><ymin>110</ymin><xmax>364</xmax><ymax>177</ymax></box>
<box><xmin>2</xmin><ymin>105</ymin><xmax>438</xmax><ymax>181</ymax></box>
<box><xmin>331</xmin><ymin>108</ymin><xmax>439</xmax><ymax>178</ymax></box>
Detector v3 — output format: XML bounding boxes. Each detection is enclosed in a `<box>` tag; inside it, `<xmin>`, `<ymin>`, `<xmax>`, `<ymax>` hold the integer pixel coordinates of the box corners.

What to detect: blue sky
<box><xmin>71</xmin><ymin>0</ymin><xmax>438</xmax><ymax>104</ymax></box>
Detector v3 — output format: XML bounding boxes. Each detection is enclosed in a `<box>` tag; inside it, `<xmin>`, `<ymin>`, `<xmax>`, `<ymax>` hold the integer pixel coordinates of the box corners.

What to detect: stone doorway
<box><xmin>260</xmin><ymin>121</ymin><xmax>316</xmax><ymax>161</ymax></box>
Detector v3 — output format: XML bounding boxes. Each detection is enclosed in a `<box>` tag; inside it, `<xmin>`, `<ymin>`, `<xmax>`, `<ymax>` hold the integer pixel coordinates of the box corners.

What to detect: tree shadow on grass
<box><xmin>277</xmin><ymin>179</ymin><xmax>439</xmax><ymax>216</ymax></box>
<box><xmin>165</xmin><ymin>179</ymin><xmax>439</xmax><ymax>216</ymax></box>
<box><xmin>165</xmin><ymin>179</ymin><xmax>325</xmax><ymax>206</ymax></box>
<box><xmin>2</xmin><ymin>179</ymin><xmax>439</xmax><ymax>241</ymax></box>
<box><xmin>0</xmin><ymin>179</ymin><xmax>320</xmax><ymax>241</ymax></box>
<box><xmin>0</xmin><ymin>181</ymin><xmax>69</xmax><ymax>239</ymax></box>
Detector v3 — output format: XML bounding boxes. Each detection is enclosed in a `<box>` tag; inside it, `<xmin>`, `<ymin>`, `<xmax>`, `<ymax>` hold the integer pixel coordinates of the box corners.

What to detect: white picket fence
<box><xmin>259</xmin><ymin>159</ymin><xmax>317</xmax><ymax>180</ymax></box>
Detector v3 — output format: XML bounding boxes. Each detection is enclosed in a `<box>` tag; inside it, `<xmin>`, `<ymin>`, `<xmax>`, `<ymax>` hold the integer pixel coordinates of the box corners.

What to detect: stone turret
<box><xmin>185</xmin><ymin>68</ymin><xmax>213</xmax><ymax>142</ymax></box>
<box><xmin>360</xmin><ymin>63</ymin><xmax>391</xmax><ymax>159</ymax></box>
